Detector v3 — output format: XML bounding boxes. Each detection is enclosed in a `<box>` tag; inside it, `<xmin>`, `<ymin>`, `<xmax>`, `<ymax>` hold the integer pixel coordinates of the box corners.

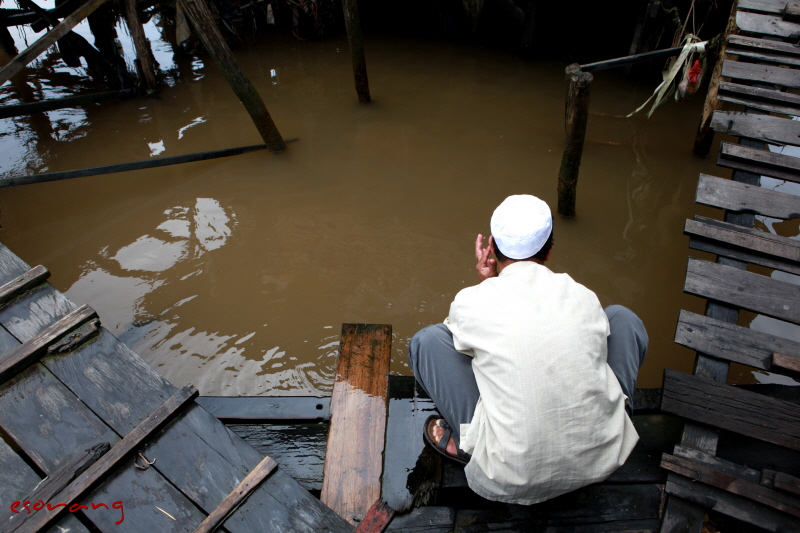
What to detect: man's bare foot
<box><xmin>427</xmin><ymin>418</ymin><xmax>459</xmax><ymax>457</ymax></box>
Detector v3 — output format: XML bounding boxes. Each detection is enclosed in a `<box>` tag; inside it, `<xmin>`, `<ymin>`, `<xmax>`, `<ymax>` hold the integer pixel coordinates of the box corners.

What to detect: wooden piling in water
<box><xmin>342</xmin><ymin>0</ymin><xmax>370</xmax><ymax>103</ymax></box>
<box><xmin>557</xmin><ymin>63</ymin><xmax>592</xmax><ymax>218</ymax></box>
<box><xmin>178</xmin><ymin>0</ymin><xmax>286</xmax><ymax>152</ymax></box>
<box><xmin>122</xmin><ymin>0</ymin><xmax>158</xmax><ymax>91</ymax></box>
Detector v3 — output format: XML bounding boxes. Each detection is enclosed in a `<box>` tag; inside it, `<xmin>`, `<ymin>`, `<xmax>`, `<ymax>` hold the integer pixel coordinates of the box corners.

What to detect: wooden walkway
<box><xmin>0</xmin><ymin>243</ymin><xmax>352</xmax><ymax>533</ymax></box>
<box><xmin>658</xmin><ymin>1</ymin><xmax>800</xmax><ymax>531</ymax></box>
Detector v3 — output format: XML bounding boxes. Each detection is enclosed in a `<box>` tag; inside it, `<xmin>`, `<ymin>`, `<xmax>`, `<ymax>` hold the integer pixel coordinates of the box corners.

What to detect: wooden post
<box><xmin>122</xmin><ymin>0</ymin><xmax>158</xmax><ymax>91</ymax></box>
<box><xmin>693</xmin><ymin>1</ymin><xmax>738</xmax><ymax>157</ymax></box>
<box><xmin>178</xmin><ymin>0</ymin><xmax>286</xmax><ymax>152</ymax></box>
<box><xmin>342</xmin><ymin>0</ymin><xmax>370</xmax><ymax>103</ymax></box>
<box><xmin>557</xmin><ymin>64</ymin><xmax>592</xmax><ymax>218</ymax></box>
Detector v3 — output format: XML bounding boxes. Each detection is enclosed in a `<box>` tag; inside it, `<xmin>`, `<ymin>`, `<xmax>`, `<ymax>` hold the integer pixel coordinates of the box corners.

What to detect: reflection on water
<box><xmin>0</xmin><ymin>20</ymin><xmax>751</xmax><ymax>395</ymax></box>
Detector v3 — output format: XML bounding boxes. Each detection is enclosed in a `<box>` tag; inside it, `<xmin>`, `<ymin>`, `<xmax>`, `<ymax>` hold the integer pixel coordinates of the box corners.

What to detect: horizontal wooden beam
<box><xmin>717</xmin><ymin>141</ymin><xmax>800</xmax><ymax>184</ymax></box>
<box><xmin>718</xmin><ymin>82</ymin><xmax>800</xmax><ymax>116</ymax></box>
<box><xmin>0</xmin><ymin>89</ymin><xmax>136</xmax><ymax>119</ymax></box>
<box><xmin>722</xmin><ymin>59</ymin><xmax>800</xmax><ymax>89</ymax></box>
<box><xmin>737</xmin><ymin>11</ymin><xmax>800</xmax><ymax>40</ymax></box>
<box><xmin>0</xmin><ymin>0</ymin><xmax>109</xmax><ymax>86</ymax></box>
<box><xmin>685</xmin><ymin>257</ymin><xmax>800</xmax><ymax>324</ymax></box>
<box><xmin>0</xmin><ymin>265</ymin><xmax>49</xmax><ymax>308</ymax></box>
<box><xmin>728</xmin><ymin>34</ymin><xmax>800</xmax><ymax>57</ymax></box>
<box><xmin>711</xmin><ymin>111</ymin><xmax>800</xmax><ymax>146</ymax></box>
<box><xmin>0</xmin><ymin>304</ymin><xmax>98</xmax><ymax>384</ymax></box>
<box><xmin>192</xmin><ymin>455</ymin><xmax>279</xmax><ymax>533</ymax></box>
<box><xmin>661</xmin><ymin>369</ymin><xmax>800</xmax><ymax>451</ymax></box>
<box><xmin>686</xmin><ymin>216</ymin><xmax>800</xmax><ymax>263</ymax></box>
<box><xmin>17</xmin><ymin>384</ymin><xmax>199</xmax><ymax>533</ymax></box>
<box><xmin>196</xmin><ymin>396</ymin><xmax>331</xmax><ymax>421</ymax></box>
<box><xmin>696</xmin><ymin>173</ymin><xmax>800</xmax><ymax>219</ymax></box>
<box><xmin>674</xmin><ymin>309</ymin><xmax>800</xmax><ymax>370</ymax></box>
<box><xmin>580</xmin><ymin>46</ymin><xmax>684</xmax><ymax>73</ymax></box>
<box><xmin>0</xmin><ymin>144</ymin><xmax>270</xmax><ymax>187</ymax></box>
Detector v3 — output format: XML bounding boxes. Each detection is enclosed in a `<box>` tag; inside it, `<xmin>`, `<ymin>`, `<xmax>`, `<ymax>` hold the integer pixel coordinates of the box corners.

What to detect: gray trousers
<box><xmin>408</xmin><ymin>305</ymin><xmax>648</xmax><ymax>445</ymax></box>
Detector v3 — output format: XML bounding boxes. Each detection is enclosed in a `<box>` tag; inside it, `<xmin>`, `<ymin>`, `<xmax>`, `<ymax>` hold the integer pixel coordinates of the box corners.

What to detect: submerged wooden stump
<box><xmin>342</xmin><ymin>0</ymin><xmax>370</xmax><ymax>103</ymax></box>
<box><xmin>557</xmin><ymin>64</ymin><xmax>592</xmax><ymax>218</ymax></box>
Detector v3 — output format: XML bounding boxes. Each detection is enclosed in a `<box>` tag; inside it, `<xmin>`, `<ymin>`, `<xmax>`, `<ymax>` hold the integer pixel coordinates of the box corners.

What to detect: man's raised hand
<box><xmin>475</xmin><ymin>234</ymin><xmax>498</xmax><ymax>281</ymax></box>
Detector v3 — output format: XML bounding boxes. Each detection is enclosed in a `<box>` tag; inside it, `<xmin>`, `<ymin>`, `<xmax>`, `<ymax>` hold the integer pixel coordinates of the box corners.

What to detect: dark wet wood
<box><xmin>0</xmin><ymin>89</ymin><xmax>136</xmax><ymax>119</ymax></box>
<box><xmin>122</xmin><ymin>0</ymin><xmax>157</xmax><ymax>90</ymax></box>
<box><xmin>711</xmin><ymin>111</ymin><xmax>800</xmax><ymax>146</ymax></box>
<box><xmin>737</xmin><ymin>11</ymin><xmax>800</xmax><ymax>40</ymax></box>
<box><xmin>718</xmin><ymin>81</ymin><xmax>800</xmax><ymax>116</ymax></box>
<box><xmin>666</xmin><ymin>474</ymin><xmax>800</xmax><ymax>532</ymax></box>
<box><xmin>557</xmin><ymin>64</ymin><xmax>592</xmax><ymax>218</ymax></box>
<box><xmin>762</xmin><ymin>469</ymin><xmax>800</xmax><ymax>496</ymax></box>
<box><xmin>384</xmin><ymin>507</ymin><xmax>453</xmax><ymax>533</ymax></box>
<box><xmin>722</xmin><ymin>58</ymin><xmax>800</xmax><ymax>88</ymax></box>
<box><xmin>0</xmin><ymin>304</ymin><xmax>97</xmax><ymax>384</ymax></box>
<box><xmin>717</xmin><ymin>141</ymin><xmax>800</xmax><ymax>184</ymax></box>
<box><xmin>0</xmin><ymin>0</ymin><xmax>109</xmax><ymax>86</ymax></box>
<box><xmin>673</xmin><ymin>445</ymin><xmax>761</xmax><ymax>483</ymax></box>
<box><xmin>0</xmin><ymin>243</ymin><xmax>33</xmax><ymax>284</ymax></box>
<box><xmin>193</xmin><ymin>455</ymin><xmax>279</xmax><ymax>533</ymax></box>
<box><xmin>674</xmin><ymin>309</ymin><xmax>800</xmax><ymax>371</ymax></box>
<box><xmin>177</xmin><ymin>0</ymin><xmax>285</xmax><ymax>152</ymax></box>
<box><xmin>0</xmin><ymin>144</ymin><xmax>268</xmax><ymax>187</ymax></box>
<box><xmin>695</xmin><ymin>173</ymin><xmax>800</xmax><ymax>219</ymax></box>
<box><xmin>321</xmin><ymin>323</ymin><xmax>392</xmax><ymax>524</ymax></box>
<box><xmin>197</xmin><ymin>395</ymin><xmax>330</xmax><ymax>421</ymax></box>
<box><xmin>662</xmin><ymin>453</ymin><xmax>800</xmax><ymax>517</ymax></box>
<box><xmin>661</xmin><ymin>369</ymin><xmax>800</xmax><ymax>452</ymax></box>
<box><xmin>729</xmin><ymin>33</ymin><xmax>800</xmax><ymax>58</ymax></box>
<box><xmin>0</xmin><ymin>265</ymin><xmax>49</xmax><ymax>309</ymax></box>
<box><xmin>684</xmin><ymin>257</ymin><xmax>800</xmax><ymax>325</ymax></box>
<box><xmin>341</xmin><ymin>0</ymin><xmax>370</xmax><ymax>103</ymax></box>
<box><xmin>353</xmin><ymin>500</ymin><xmax>395</xmax><ymax>533</ymax></box>
<box><xmin>786</xmin><ymin>1</ymin><xmax>800</xmax><ymax>22</ymax></box>
<box><xmin>2</xmin><ymin>443</ymin><xmax>109</xmax><ymax>533</ymax></box>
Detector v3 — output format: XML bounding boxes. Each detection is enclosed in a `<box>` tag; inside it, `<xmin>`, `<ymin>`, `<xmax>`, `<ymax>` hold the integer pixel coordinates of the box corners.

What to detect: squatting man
<box><xmin>409</xmin><ymin>194</ymin><xmax>648</xmax><ymax>504</ymax></box>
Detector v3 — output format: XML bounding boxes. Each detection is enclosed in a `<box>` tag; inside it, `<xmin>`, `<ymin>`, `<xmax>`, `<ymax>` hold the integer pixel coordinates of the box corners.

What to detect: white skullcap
<box><xmin>490</xmin><ymin>195</ymin><xmax>553</xmax><ymax>260</ymax></box>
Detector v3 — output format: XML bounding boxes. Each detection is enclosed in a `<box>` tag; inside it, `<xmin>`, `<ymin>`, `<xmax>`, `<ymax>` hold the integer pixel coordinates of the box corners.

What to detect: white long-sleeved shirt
<box><xmin>444</xmin><ymin>261</ymin><xmax>638</xmax><ymax>505</ymax></box>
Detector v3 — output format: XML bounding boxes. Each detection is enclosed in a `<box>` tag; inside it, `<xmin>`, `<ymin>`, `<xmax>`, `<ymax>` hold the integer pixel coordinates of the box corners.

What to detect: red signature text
<box><xmin>10</xmin><ymin>500</ymin><xmax>124</xmax><ymax>525</ymax></box>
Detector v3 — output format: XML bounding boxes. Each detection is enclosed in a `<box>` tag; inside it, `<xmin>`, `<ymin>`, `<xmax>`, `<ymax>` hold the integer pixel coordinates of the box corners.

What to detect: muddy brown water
<box><xmin>0</xmin><ymin>19</ymin><xmax>792</xmax><ymax>396</ymax></box>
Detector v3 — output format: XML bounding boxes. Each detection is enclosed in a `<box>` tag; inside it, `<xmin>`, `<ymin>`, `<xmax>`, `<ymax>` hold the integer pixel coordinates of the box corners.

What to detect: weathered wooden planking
<box><xmin>787</xmin><ymin>1</ymin><xmax>800</xmax><ymax>21</ymax></box>
<box><xmin>673</xmin><ymin>445</ymin><xmax>762</xmax><ymax>483</ymax></box>
<box><xmin>674</xmin><ymin>309</ymin><xmax>800</xmax><ymax>371</ymax></box>
<box><xmin>0</xmin><ymin>265</ymin><xmax>49</xmax><ymax>309</ymax></box>
<box><xmin>661</xmin><ymin>369</ymin><xmax>800</xmax><ymax>451</ymax></box>
<box><xmin>696</xmin><ymin>174</ymin><xmax>800</xmax><ymax>219</ymax></box>
<box><xmin>721</xmin><ymin>60</ymin><xmax>800</xmax><ymax>88</ymax></box>
<box><xmin>717</xmin><ymin>141</ymin><xmax>800</xmax><ymax>184</ymax></box>
<box><xmin>0</xmin><ymin>243</ymin><xmax>34</xmax><ymax>284</ymax></box>
<box><xmin>684</xmin><ymin>257</ymin><xmax>800</xmax><ymax>325</ymax></box>
<box><xmin>718</xmin><ymin>82</ymin><xmax>800</xmax><ymax>116</ymax></box>
<box><xmin>321</xmin><ymin>324</ymin><xmax>392</xmax><ymax>524</ymax></box>
<box><xmin>193</xmin><ymin>455</ymin><xmax>280</xmax><ymax>533</ymax></box>
<box><xmin>384</xmin><ymin>507</ymin><xmax>454</xmax><ymax>533</ymax></box>
<box><xmin>0</xmin><ymin>283</ymin><xmax>76</xmax><ymax>342</ymax></box>
<box><xmin>711</xmin><ymin>111</ymin><xmax>800</xmax><ymax>146</ymax></box>
<box><xmin>0</xmin><ymin>365</ymin><xmax>206</xmax><ymax>532</ymax></box>
<box><xmin>736</xmin><ymin>0</ymin><xmax>786</xmax><ymax>15</ymax></box>
<box><xmin>0</xmin><ymin>304</ymin><xmax>97</xmax><ymax>384</ymax></box>
<box><xmin>352</xmin><ymin>500</ymin><xmax>395</xmax><ymax>533</ymax></box>
<box><xmin>196</xmin><ymin>395</ymin><xmax>331</xmax><ymax>421</ymax></box>
<box><xmin>662</xmin><ymin>454</ymin><xmax>800</xmax><ymax>517</ymax></box>
<box><xmin>686</xmin><ymin>216</ymin><xmax>800</xmax><ymax>263</ymax></box>
<box><xmin>666</xmin><ymin>474</ymin><xmax>800</xmax><ymax>532</ymax></box>
<box><xmin>774</xmin><ymin>351</ymin><xmax>800</xmax><ymax>372</ymax></box>
<box><xmin>762</xmin><ymin>469</ymin><xmax>800</xmax><ymax>495</ymax></box>
<box><xmin>689</xmin><ymin>231</ymin><xmax>800</xmax><ymax>276</ymax></box>
<box><xmin>728</xmin><ymin>34</ymin><xmax>800</xmax><ymax>68</ymax></box>
<box><xmin>737</xmin><ymin>11</ymin><xmax>800</xmax><ymax>39</ymax></box>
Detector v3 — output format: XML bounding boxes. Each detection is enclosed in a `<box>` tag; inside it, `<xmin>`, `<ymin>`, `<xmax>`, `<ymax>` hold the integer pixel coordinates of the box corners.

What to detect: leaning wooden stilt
<box><xmin>341</xmin><ymin>0</ymin><xmax>371</xmax><ymax>103</ymax></box>
<box><xmin>178</xmin><ymin>0</ymin><xmax>286</xmax><ymax>152</ymax></box>
<box><xmin>557</xmin><ymin>63</ymin><xmax>592</xmax><ymax>218</ymax></box>
<box><xmin>122</xmin><ymin>0</ymin><xmax>158</xmax><ymax>91</ymax></box>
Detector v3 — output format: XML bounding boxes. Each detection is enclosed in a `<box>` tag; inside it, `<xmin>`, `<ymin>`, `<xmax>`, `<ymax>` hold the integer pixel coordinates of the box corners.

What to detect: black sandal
<box><xmin>423</xmin><ymin>415</ymin><xmax>471</xmax><ymax>465</ymax></box>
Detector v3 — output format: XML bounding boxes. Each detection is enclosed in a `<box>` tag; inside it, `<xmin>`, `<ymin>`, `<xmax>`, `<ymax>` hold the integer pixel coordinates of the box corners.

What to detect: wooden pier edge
<box><xmin>321</xmin><ymin>323</ymin><xmax>391</xmax><ymax>524</ymax></box>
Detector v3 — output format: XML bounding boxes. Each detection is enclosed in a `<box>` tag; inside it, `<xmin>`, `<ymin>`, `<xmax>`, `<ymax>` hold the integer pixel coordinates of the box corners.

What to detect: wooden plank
<box><xmin>666</xmin><ymin>474</ymin><xmax>800</xmax><ymax>532</ymax></box>
<box><xmin>737</xmin><ymin>11</ymin><xmax>800</xmax><ymax>39</ymax></box>
<box><xmin>353</xmin><ymin>500</ymin><xmax>395</xmax><ymax>533</ymax></box>
<box><xmin>696</xmin><ymin>173</ymin><xmax>800</xmax><ymax>219</ymax></box>
<box><xmin>0</xmin><ymin>304</ymin><xmax>97</xmax><ymax>384</ymax></box>
<box><xmin>786</xmin><ymin>1</ymin><xmax>800</xmax><ymax>22</ymax></box>
<box><xmin>0</xmin><ymin>265</ymin><xmax>49</xmax><ymax>308</ymax></box>
<box><xmin>721</xmin><ymin>59</ymin><xmax>800</xmax><ymax>88</ymax></box>
<box><xmin>729</xmin><ymin>33</ymin><xmax>800</xmax><ymax>56</ymax></box>
<box><xmin>686</xmin><ymin>216</ymin><xmax>800</xmax><ymax>263</ymax></box>
<box><xmin>661</xmin><ymin>453</ymin><xmax>800</xmax><ymax>517</ymax></box>
<box><xmin>718</xmin><ymin>81</ymin><xmax>800</xmax><ymax>116</ymax></box>
<box><xmin>689</xmin><ymin>234</ymin><xmax>800</xmax><ymax>276</ymax></box>
<box><xmin>717</xmin><ymin>141</ymin><xmax>800</xmax><ymax>184</ymax></box>
<box><xmin>684</xmin><ymin>257</ymin><xmax>800</xmax><ymax>325</ymax></box>
<box><xmin>774</xmin><ymin>351</ymin><xmax>800</xmax><ymax>372</ymax></box>
<box><xmin>738</xmin><ymin>0</ymin><xmax>788</xmax><ymax>15</ymax></box>
<box><xmin>321</xmin><ymin>323</ymin><xmax>392</xmax><ymax>524</ymax></box>
<box><xmin>193</xmin><ymin>455</ymin><xmax>279</xmax><ymax>533</ymax></box>
<box><xmin>2</xmin><ymin>443</ymin><xmax>109</xmax><ymax>533</ymax></box>
<box><xmin>18</xmin><ymin>385</ymin><xmax>198</xmax><ymax>533</ymax></box>
<box><xmin>673</xmin><ymin>445</ymin><xmax>762</xmax><ymax>483</ymax></box>
<box><xmin>0</xmin><ymin>0</ymin><xmax>109</xmax><ymax>86</ymax></box>
<box><xmin>384</xmin><ymin>507</ymin><xmax>454</xmax><ymax>533</ymax></box>
<box><xmin>196</xmin><ymin>395</ymin><xmax>331</xmax><ymax>421</ymax></box>
<box><xmin>762</xmin><ymin>469</ymin><xmax>800</xmax><ymax>496</ymax></box>
<box><xmin>0</xmin><ymin>243</ymin><xmax>32</xmax><ymax>285</ymax></box>
<box><xmin>674</xmin><ymin>309</ymin><xmax>800</xmax><ymax>370</ymax></box>
<box><xmin>661</xmin><ymin>369</ymin><xmax>800</xmax><ymax>451</ymax></box>
<box><xmin>711</xmin><ymin>111</ymin><xmax>800</xmax><ymax>146</ymax></box>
